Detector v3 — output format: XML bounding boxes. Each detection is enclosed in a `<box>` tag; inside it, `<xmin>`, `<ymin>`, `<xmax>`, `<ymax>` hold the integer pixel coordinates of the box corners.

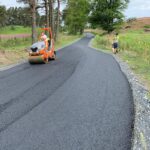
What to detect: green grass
<box><xmin>55</xmin><ymin>33</ymin><xmax>82</xmax><ymax>50</ymax></box>
<box><xmin>0</xmin><ymin>33</ymin><xmax>82</xmax><ymax>52</ymax></box>
<box><xmin>0</xmin><ymin>26</ymin><xmax>83</xmax><ymax>67</ymax></box>
<box><xmin>0</xmin><ymin>32</ymin><xmax>82</xmax><ymax>67</ymax></box>
<box><xmin>92</xmin><ymin>29</ymin><xmax>150</xmax><ymax>90</ymax></box>
<box><xmin>0</xmin><ymin>38</ymin><xmax>31</xmax><ymax>51</ymax></box>
<box><xmin>0</xmin><ymin>26</ymin><xmax>31</xmax><ymax>34</ymax></box>
<box><xmin>144</xmin><ymin>25</ymin><xmax>150</xmax><ymax>29</ymax></box>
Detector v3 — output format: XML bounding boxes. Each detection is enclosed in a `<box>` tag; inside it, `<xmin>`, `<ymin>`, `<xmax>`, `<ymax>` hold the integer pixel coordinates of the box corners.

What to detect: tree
<box><xmin>28</xmin><ymin>0</ymin><xmax>38</xmax><ymax>43</ymax></box>
<box><xmin>42</xmin><ymin>0</ymin><xmax>55</xmax><ymax>38</ymax></box>
<box><xmin>7</xmin><ymin>7</ymin><xmax>32</xmax><ymax>26</ymax></box>
<box><xmin>43</xmin><ymin>0</ymin><xmax>49</xmax><ymax>27</ymax></box>
<box><xmin>48</xmin><ymin>0</ymin><xmax>54</xmax><ymax>33</ymax></box>
<box><xmin>63</xmin><ymin>0</ymin><xmax>89</xmax><ymax>35</ymax></box>
<box><xmin>17</xmin><ymin>0</ymin><xmax>38</xmax><ymax>43</ymax></box>
<box><xmin>89</xmin><ymin>0</ymin><xmax>129</xmax><ymax>33</ymax></box>
<box><xmin>54</xmin><ymin>0</ymin><xmax>60</xmax><ymax>41</ymax></box>
<box><xmin>0</xmin><ymin>5</ymin><xmax>7</xmax><ymax>27</ymax></box>
<box><xmin>46</xmin><ymin>0</ymin><xmax>65</xmax><ymax>41</ymax></box>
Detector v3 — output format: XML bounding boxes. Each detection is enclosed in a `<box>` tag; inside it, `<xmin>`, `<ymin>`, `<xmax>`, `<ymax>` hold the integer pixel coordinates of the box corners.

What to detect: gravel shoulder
<box><xmin>89</xmin><ymin>38</ymin><xmax>150</xmax><ymax>150</ymax></box>
<box><xmin>114</xmin><ymin>55</ymin><xmax>150</xmax><ymax>150</ymax></box>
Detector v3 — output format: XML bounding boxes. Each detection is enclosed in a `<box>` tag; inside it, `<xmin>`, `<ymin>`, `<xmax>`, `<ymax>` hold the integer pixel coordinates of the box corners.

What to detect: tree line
<box><xmin>0</xmin><ymin>6</ymin><xmax>36</xmax><ymax>27</ymax></box>
<box><xmin>0</xmin><ymin>0</ymin><xmax>129</xmax><ymax>43</ymax></box>
<box><xmin>17</xmin><ymin>0</ymin><xmax>63</xmax><ymax>43</ymax></box>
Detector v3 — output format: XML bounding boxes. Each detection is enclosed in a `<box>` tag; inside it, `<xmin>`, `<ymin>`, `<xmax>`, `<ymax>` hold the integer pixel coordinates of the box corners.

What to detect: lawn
<box><xmin>92</xmin><ymin>29</ymin><xmax>150</xmax><ymax>90</ymax></box>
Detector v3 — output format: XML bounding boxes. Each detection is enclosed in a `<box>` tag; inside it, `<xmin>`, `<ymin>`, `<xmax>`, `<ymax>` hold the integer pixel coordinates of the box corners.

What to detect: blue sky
<box><xmin>0</xmin><ymin>0</ymin><xmax>150</xmax><ymax>18</ymax></box>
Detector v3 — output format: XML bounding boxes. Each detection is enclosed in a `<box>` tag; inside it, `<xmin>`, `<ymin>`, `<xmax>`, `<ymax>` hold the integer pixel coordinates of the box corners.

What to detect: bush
<box><xmin>10</xmin><ymin>26</ymin><xmax>15</xmax><ymax>30</ymax></box>
<box><xmin>126</xmin><ymin>17</ymin><xmax>137</xmax><ymax>23</ymax></box>
<box><xmin>144</xmin><ymin>25</ymin><xmax>150</xmax><ymax>29</ymax></box>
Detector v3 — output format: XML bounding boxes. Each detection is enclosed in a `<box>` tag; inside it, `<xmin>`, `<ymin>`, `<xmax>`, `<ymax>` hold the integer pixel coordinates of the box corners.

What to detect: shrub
<box><xmin>144</xmin><ymin>25</ymin><xmax>150</xmax><ymax>29</ymax></box>
<box><xmin>10</xmin><ymin>26</ymin><xmax>15</xmax><ymax>30</ymax></box>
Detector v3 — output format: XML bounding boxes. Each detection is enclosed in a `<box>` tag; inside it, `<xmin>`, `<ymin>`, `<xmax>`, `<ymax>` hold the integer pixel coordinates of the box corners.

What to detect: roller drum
<box><xmin>28</xmin><ymin>56</ymin><xmax>45</xmax><ymax>64</ymax></box>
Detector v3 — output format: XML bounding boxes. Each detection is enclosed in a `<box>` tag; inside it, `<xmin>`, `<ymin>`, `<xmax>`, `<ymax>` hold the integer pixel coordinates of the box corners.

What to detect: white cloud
<box><xmin>0</xmin><ymin>0</ymin><xmax>23</xmax><ymax>8</ymax></box>
<box><xmin>124</xmin><ymin>0</ymin><xmax>150</xmax><ymax>18</ymax></box>
<box><xmin>130</xmin><ymin>0</ymin><xmax>150</xmax><ymax>10</ymax></box>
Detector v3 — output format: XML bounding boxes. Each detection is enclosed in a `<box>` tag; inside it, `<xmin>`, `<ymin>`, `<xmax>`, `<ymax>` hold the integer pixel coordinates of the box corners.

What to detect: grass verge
<box><xmin>0</xmin><ymin>26</ymin><xmax>31</xmax><ymax>34</ymax></box>
<box><xmin>92</xmin><ymin>29</ymin><xmax>150</xmax><ymax>91</ymax></box>
<box><xmin>55</xmin><ymin>33</ymin><xmax>82</xmax><ymax>50</ymax></box>
<box><xmin>0</xmin><ymin>33</ymin><xmax>82</xmax><ymax>68</ymax></box>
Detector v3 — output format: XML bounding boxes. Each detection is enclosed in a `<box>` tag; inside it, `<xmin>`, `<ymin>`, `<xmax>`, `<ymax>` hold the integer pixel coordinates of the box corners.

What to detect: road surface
<box><xmin>0</xmin><ymin>35</ymin><xmax>134</xmax><ymax>150</ymax></box>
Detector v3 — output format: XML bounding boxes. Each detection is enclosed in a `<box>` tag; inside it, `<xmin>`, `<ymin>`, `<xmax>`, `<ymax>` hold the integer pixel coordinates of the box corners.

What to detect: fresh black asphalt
<box><xmin>0</xmin><ymin>35</ymin><xmax>134</xmax><ymax>150</ymax></box>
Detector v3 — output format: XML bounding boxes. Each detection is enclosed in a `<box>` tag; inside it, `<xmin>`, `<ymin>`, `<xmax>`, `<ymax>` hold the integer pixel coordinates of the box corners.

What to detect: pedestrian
<box><xmin>112</xmin><ymin>33</ymin><xmax>119</xmax><ymax>54</ymax></box>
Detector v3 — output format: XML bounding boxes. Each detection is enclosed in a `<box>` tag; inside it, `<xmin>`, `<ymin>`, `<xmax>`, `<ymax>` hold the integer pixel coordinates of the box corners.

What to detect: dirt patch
<box><xmin>0</xmin><ymin>51</ymin><xmax>28</xmax><ymax>67</ymax></box>
<box><xmin>0</xmin><ymin>34</ymin><xmax>31</xmax><ymax>39</ymax></box>
<box><xmin>125</xmin><ymin>17</ymin><xmax>150</xmax><ymax>30</ymax></box>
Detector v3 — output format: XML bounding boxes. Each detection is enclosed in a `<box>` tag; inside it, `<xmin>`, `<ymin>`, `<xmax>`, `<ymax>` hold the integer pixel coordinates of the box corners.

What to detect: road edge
<box><xmin>0</xmin><ymin>37</ymin><xmax>83</xmax><ymax>72</ymax></box>
<box><xmin>0</xmin><ymin>59</ymin><xmax>27</xmax><ymax>72</ymax></box>
<box><xmin>56</xmin><ymin>37</ymin><xmax>83</xmax><ymax>51</ymax></box>
<box><xmin>89</xmin><ymin>38</ymin><xmax>150</xmax><ymax>150</ymax></box>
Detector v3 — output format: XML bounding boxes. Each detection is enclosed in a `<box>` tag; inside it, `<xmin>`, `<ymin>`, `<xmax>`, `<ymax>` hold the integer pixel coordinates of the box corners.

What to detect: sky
<box><xmin>0</xmin><ymin>0</ymin><xmax>150</xmax><ymax>18</ymax></box>
<box><xmin>124</xmin><ymin>0</ymin><xmax>150</xmax><ymax>18</ymax></box>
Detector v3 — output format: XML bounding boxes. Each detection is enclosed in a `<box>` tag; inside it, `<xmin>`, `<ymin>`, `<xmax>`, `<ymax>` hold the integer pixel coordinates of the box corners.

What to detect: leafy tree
<box><xmin>54</xmin><ymin>0</ymin><xmax>60</xmax><ymax>41</ymax></box>
<box><xmin>41</xmin><ymin>0</ymin><xmax>66</xmax><ymax>41</ymax></box>
<box><xmin>7</xmin><ymin>7</ymin><xmax>32</xmax><ymax>26</ymax></box>
<box><xmin>89</xmin><ymin>0</ymin><xmax>129</xmax><ymax>33</ymax></box>
<box><xmin>0</xmin><ymin>5</ymin><xmax>7</xmax><ymax>27</ymax></box>
<box><xmin>63</xmin><ymin>0</ymin><xmax>90</xmax><ymax>34</ymax></box>
<box><xmin>48</xmin><ymin>0</ymin><xmax>54</xmax><ymax>32</ymax></box>
<box><xmin>17</xmin><ymin>0</ymin><xmax>38</xmax><ymax>43</ymax></box>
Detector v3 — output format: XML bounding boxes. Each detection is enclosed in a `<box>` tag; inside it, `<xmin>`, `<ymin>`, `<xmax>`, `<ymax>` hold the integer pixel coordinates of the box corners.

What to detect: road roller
<box><xmin>28</xmin><ymin>28</ymin><xmax>56</xmax><ymax>64</ymax></box>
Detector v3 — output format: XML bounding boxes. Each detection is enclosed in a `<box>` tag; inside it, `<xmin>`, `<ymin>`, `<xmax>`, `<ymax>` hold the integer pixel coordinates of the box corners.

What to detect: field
<box><xmin>0</xmin><ymin>26</ymin><xmax>82</xmax><ymax>67</ymax></box>
<box><xmin>124</xmin><ymin>17</ymin><xmax>150</xmax><ymax>30</ymax></box>
<box><xmin>0</xmin><ymin>26</ymin><xmax>31</xmax><ymax>34</ymax></box>
<box><xmin>92</xmin><ymin>28</ymin><xmax>150</xmax><ymax>90</ymax></box>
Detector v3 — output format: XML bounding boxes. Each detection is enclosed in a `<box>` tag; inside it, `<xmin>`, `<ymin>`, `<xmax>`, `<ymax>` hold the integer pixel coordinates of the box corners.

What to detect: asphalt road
<box><xmin>0</xmin><ymin>35</ymin><xmax>134</xmax><ymax>150</ymax></box>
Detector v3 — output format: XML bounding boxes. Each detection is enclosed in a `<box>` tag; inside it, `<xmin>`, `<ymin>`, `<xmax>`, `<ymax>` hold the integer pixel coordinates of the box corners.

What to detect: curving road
<box><xmin>0</xmin><ymin>34</ymin><xmax>134</xmax><ymax>150</ymax></box>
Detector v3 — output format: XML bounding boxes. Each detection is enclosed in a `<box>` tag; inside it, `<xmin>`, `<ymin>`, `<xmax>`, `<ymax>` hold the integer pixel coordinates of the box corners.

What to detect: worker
<box><xmin>112</xmin><ymin>33</ymin><xmax>119</xmax><ymax>54</ymax></box>
<box><xmin>39</xmin><ymin>32</ymin><xmax>49</xmax><ymax>60</ymax></box>
<box><xmin>41</xmin><ymin>32</ymin><xmax>51</xmax><ymax>47</ymax></box>
<box><xmin>40</xmin><ymin>32</ymin><xmax>47</xmax><ymax>41</ymax></box>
